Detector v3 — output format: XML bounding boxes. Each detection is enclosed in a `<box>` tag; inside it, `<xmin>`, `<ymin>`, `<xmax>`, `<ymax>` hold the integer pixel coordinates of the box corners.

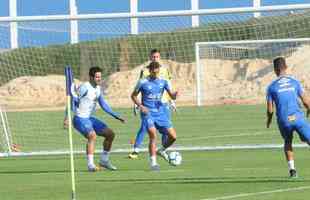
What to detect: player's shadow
<box><xmin>94</xmin><ymin>176</ymin><xmax>310</xmax><ymax>184</ymax></box>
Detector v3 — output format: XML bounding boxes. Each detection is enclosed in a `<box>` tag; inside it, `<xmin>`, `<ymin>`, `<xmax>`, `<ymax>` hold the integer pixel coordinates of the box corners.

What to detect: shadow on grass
<box><xmin>93</xmin><ymin>176</ymin><xmax>310</xmax><ymax>184</ymax></box>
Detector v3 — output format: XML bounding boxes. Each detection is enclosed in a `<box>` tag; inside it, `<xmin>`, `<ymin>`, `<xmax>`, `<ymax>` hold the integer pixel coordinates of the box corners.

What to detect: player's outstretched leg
<box><xmin>157</xmin><ymin>127</ymin><xmax>176</xmax><ymax>164</ymax></box>
<box><xmin>99</xmin><ymin>128</ymin><xmax>117</xmax><ymax>170</ymax></box>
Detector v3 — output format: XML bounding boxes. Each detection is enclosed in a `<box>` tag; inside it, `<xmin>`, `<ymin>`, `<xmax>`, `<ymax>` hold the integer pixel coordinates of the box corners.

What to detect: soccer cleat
<box><xmin>157</xmin><ymin>149</ymin><xmax>169</xmax><ymax>162</ymax></box>
<box><xmin>150</xmin><ymin>164</ymin><xmax>160</xmax><ymax>171</ymax></box>
<box><xmin>128</xmin><ymin>151</ymin><xmax>139</xmax><ymax>159</ymax></box>
<box><xmin>289</xmin><ymin>169</ymin><xmax>298</xmax><ymax>178</ymax></box>
<box><xmin>88</xmin><ymin>165</ymin><xmax>100</xmax><ymax>172</ymax></box>
<box><xmin>99</xmin><ymin>160</ymin><xmax>117</xmax><ymax>171</ymax></box>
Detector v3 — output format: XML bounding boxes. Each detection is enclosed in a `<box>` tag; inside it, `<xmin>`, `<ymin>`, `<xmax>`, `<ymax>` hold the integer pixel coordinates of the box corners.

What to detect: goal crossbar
<box><xmin>195</xmin><ymin>38</ymin><xmax>310</xmax><ymax>106</ymax></box>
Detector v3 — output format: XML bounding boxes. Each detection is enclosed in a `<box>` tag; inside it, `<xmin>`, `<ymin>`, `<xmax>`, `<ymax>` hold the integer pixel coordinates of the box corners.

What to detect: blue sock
<box><xmin>134</xmin><ymin>122</ymin><xmax>147</xmax><ymax>149</ymax></box>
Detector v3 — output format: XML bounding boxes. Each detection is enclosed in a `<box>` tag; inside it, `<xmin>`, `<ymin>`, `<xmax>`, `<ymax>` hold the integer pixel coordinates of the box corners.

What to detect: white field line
<box><xmin>1</xmin><ymin>143</ymin><xmax>308</xmax><ymax>157</ymax></box>
<box><xmin>200</xmin><ymin>186</ymin><xmax>310</xmax><ymax>200</ymax></box>
<box><xmin>178</xmin><ymin>131</ymin><xmax>273</xmax><ymax>142</ymax></box>
<box><xmin>1</xmin><ymin>128</ymin><xmax>308</xmax><ymax>158</ymax></box>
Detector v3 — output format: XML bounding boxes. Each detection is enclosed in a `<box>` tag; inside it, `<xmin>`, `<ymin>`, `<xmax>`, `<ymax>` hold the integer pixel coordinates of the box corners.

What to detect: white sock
<box><xmin>133</xmin><ymin>147</ymin><xmax>140</xmax><ymax>153</ymax></box>
<box><xmin>87</xmin><ymin>154</ymin><xmax>95</xmax><ymax>167</ymax></box>
<box><xmin>288</xmin><ymin>160</ymin><xmax>295</xmax><ymax>170</ymax></box>
<box><xmin>101</xmin><ymin>150</ymin><xmax>110</xmax><ymax>162</ymax></box>
<box><xmin>150</xmin><ymin>156</ymin><xmax>157</xmax><ymax>166</ymax></box>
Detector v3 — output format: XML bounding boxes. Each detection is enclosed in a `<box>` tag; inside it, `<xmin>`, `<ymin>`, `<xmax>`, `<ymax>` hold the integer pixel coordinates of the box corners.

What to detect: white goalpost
<box><xmin>0</xmin><ymin>106</ymin><xmax>13</xmax><ymax>155</ymax></box>
<box><xmin>195</xmin><ymin>38</ymin><xmax>310</xmax><ymax>106</ymax></box>
<box><xmin>1</xmin><ymin>4</ymin><xmax>310</xmax><ymax>156</ymax></box>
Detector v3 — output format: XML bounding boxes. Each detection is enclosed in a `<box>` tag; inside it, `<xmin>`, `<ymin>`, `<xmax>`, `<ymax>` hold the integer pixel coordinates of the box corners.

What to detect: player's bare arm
<box><xmin>166</xmin><ymin>89</ymin><xmax>178</xmax><ymax>100</ymax></box>
<box><xmin>300</xmin><ymin>93</ymin><xmax>310</xmax><ymax>117</ymax></box>
<box><xmin>131</xmin><ymin>90</ymin><xmax>148</xmax><ymax>114</ymax></box>
<box><xmin>266</xmin><ymin>100</ymin><xmax>273</xmax><ymax>128</ymax></box>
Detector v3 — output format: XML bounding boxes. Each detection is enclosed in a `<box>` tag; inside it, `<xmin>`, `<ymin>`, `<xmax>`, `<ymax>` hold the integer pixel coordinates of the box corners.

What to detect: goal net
<box><xmin>195</xmin><ymin>38</ymin><xmax>310</xmax><ymax>106</ymax></box>
<box><xmin>1</xmin><ymin>7</ymin><xmax>310</xmax><ymax>156</ymax></box>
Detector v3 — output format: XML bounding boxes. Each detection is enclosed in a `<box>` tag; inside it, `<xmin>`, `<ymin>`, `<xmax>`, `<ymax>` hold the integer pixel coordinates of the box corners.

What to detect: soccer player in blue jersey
<box><xmin>128</xmin><ymin>49</ymin><xmax>176</xmax><ymax>159</ymax></box>
<box><xmin>131</xmin><ymin>61</ymin><xmax>178</xmax><ymax>170</ymax></box>
<box><xmin>73</xmin><ymin>66</ymin><xmax>125</xmax><ymax>172</ymax></box>
<box><xmin>266</xmin><ymin>57</ymin><xmax>310</xmax><ymax>178</ymax></box>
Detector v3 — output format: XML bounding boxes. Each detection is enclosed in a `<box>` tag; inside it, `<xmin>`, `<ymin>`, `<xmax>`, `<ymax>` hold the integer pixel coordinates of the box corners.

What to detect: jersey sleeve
<box><xmin>160</xmin><ymin>67</ymin><xmax>173</xmax><ymax>102</ymax></box>
<box><xmin>266</xmin><ymin>85</ymin><xmax>273</xmax><ymax>102</ymax></box>
<box><xmin>295</xmin><ymin>80</ymin><xmax>304</xmax><ymax>97</ymax></box>
<box><xmin>134</xmin><ymin>79</ymin><xmax>144</xmax><ymax>93</ymax></box>
<box><xmin>78</xmin><ymin>84</ymin><xmax>88</xmax><ymax>99</ymax></box>
<box><xmin>135</xmin><ymin>68</ymin><xmax>148</xmax><ymax>91</ymax></box>
<box><xmin>141</xmin><ymin>67</ymin><xmax>150</xmax><ymax>79</ymax></box>
<box><xmin>98</xmin><ymin>94</ymin><xmax>120</xmax><ymax>119</ymax></box>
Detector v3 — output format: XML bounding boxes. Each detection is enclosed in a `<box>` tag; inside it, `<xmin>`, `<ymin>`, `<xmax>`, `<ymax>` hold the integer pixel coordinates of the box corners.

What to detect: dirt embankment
<box><xmin>1</xmin><ymin>46</ymin><xmax>310</xmax><ymax>110</ymax></box>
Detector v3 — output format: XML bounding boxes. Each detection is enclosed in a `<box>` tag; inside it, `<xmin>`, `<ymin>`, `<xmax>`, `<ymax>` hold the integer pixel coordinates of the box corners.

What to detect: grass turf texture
<box><xmin>1</xmin><ymin>104</ymin><xmax>309</xmax><ymax>199</ymax></box>
<box><xmin>0</xmin><ymin>149</ymin><xmax>310</xmax><ymax>200</ymax></box>
<box><xmin>3</xmin><ymin>104</ymin><xmax>296</xmax><ymax>153</ymax></box>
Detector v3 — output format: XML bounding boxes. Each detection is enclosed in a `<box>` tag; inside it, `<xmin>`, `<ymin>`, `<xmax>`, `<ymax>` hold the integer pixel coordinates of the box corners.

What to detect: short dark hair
<box><xmin>150</xmin><ymin>49</ymin><xmax>160</xmax><ymax>55</ymax></box>
<box><xmin>89</xmin><ymin>66</ymin><xmax>102</xmax><ymax>77</ymax></box>
<box><xmin>148</xmin><ymin>61</ymin><xmax>160</xmax><ymax>69</ymax></box>
<box><xmin>273</xmin><ymin>57</ymin><xmax>287</xmax><ymax>70</ymax></box>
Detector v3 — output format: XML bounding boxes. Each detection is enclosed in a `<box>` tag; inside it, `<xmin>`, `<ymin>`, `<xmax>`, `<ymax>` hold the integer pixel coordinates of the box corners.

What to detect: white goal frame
<box><xmin>2</xmin><ymin>5</ymin><xmax>310</xmax><ymax>156</ymax></box>
<box><xmin>195</xmin><ymin>37</ymin><xmax>310</xmax><ymax>106</ymax></box>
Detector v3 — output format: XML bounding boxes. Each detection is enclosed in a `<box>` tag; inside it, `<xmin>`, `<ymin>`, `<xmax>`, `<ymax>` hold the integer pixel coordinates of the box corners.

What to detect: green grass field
<box><xmin>1</xmin><ymin>105</ymin><xmax>310</xmax><ymax>200</ymax></box>
<box><xmin>4</xmin><ymin>105</ymin><xmax>288</xmax><ymax>153</ymax></box>
<box><xmin>1</xmin><ymin>149</ymin><xmax>310</xmax><ymax>200</ymax></box>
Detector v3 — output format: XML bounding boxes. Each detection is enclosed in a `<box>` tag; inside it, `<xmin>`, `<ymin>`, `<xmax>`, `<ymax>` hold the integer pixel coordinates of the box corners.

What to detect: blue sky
<box><xmin>0</xmin><ymin>0</ymin><xmax>310</xmax><ymax>48</ymax></box>
<box><xmin>1</xmin><ymin>0</ymin><xmax>310</xmax><ymax>16</ymax></box>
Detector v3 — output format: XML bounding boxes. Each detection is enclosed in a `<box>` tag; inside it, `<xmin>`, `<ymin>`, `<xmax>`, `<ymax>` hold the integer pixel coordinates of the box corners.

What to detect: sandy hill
<box><xmin>1</xmin><ymin>46</ymin><xmax>310</xmax><ymax>110</ymax></box>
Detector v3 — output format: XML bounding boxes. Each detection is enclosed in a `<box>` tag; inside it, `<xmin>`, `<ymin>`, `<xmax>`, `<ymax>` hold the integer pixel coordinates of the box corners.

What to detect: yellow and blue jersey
<box><xmin>139</xmin><ymin>65</ymin><xmax>172</xmax><ymax>103</ymax></box>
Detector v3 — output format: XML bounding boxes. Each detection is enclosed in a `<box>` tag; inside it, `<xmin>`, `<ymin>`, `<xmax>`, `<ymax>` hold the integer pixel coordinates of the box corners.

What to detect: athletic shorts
<box><xmin>141</xmin><ymin>112</ymin><xmax>172</xmax><ymax>131</ymax></box>
<box><xmin>162</xmin><ymin>103</ymin><xmax>171</xmax><ymax>119</ymax></box>
<box><xmin>73</xmin><ymin>116</ymin><xmax>107</xmax><ymax>136</ymax></box>
<box><xmin>278</xmin><ymin>116</ymin><xmax>310</xmax><ymax>143</ymax></box>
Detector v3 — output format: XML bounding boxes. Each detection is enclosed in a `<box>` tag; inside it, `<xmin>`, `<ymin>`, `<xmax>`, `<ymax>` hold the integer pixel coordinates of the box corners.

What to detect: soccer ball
<box><xmin>168</xmin><ymin>151</ymin><xmax>182</xmax><ymax>166</ymax></box>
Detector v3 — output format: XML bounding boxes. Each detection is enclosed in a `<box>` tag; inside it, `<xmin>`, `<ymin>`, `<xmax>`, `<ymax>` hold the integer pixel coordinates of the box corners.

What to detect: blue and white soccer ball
<box><xmin>168</xmin><ymin>151</ymin><xmax>182</xmax><ymax>166</ymax></box>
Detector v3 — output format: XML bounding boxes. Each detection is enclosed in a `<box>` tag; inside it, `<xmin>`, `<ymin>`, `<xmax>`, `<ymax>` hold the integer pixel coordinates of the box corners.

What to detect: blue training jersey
<box><xmin>134</xmin><ymin>77</ymin><xmax>171</xmax><ymax>114</ymax></box>
<box><xmin>266</xmin><ymin>75</ymin><xmax>304</xmax><ymax>123</ymax></box>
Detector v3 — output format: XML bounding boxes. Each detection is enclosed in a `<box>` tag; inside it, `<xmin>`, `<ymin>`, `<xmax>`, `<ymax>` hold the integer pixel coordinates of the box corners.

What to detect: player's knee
<box><xmin>168</xmin><ymin>135</ymin><xmax>176</xmax><ymax>143</ymax></box>
<box><xmin>168</xmin><ymin>129</ymin><xmax>177</xmax><ymax>140</ymax></box>
<box><xmin>105</xmin><ymin>129</ymin><xmax>115</xmax><ymax>141</ymax></box>
<box><xmin>88</xmin><ymin>132</ymin><xmax>97</xmax><ymax>141</ymax></box>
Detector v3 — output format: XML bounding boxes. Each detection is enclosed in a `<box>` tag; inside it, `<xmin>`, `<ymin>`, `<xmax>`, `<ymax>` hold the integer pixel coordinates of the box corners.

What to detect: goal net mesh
<box><xmin>0</xmin><ymin>9</ymin><xmax>310</xmax><ymax>155</ymax></box>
